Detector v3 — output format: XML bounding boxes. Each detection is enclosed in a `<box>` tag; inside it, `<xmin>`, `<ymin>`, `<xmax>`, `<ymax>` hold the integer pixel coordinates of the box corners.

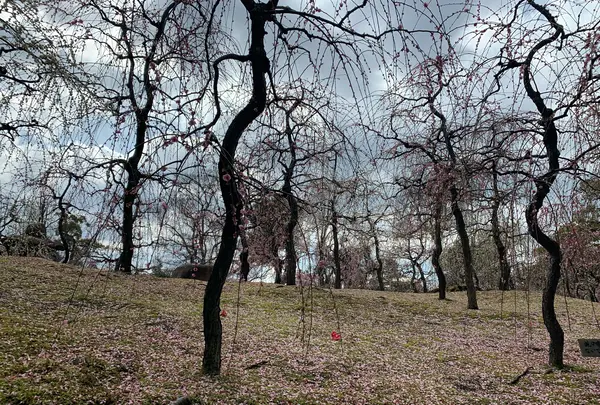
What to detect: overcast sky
<box><xmin>1</xmin><ymin>0</ymin><xmax>599</xmax><ymax>269</ymax></box>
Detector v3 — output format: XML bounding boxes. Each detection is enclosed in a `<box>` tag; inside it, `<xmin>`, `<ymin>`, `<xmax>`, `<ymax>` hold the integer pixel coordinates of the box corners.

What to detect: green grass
<box><xmin>1</xmin><ymin>257</ymin><xmax>599</xmax><ymax>404</ymax></box>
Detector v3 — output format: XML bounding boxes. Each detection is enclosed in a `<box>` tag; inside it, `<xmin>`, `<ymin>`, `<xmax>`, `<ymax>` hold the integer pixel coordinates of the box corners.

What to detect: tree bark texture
<box><xmin>431</xmin><ymin>202</ymin><xmax>446</xmax><ymax>300</ymax></box>
<box><xmin>450</xmin><ymin>186</ymin><xmax>479</xmax><ymax>309</ymax></box>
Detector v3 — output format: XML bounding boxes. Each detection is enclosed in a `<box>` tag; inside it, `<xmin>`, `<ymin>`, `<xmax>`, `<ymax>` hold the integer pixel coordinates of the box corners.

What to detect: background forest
<box><xmin>1</xmin><ymin>0</ymin><xmax>600</xmax><ymax>377</ymax></box>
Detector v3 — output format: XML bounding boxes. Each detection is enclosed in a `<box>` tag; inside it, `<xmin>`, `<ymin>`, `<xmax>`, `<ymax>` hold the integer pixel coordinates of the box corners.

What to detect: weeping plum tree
<box><xmin>365</xmin><ymin>205</ymin><xmax>385</xmax><ymax>291</ymax></box>
<box><xmin>53</xmin><ymin>0</ymin><xmax>216</xmax><ymax>273</ymax></box>
<box><xmin>202</xmin><ymin>0</ymin><xmax>271</xmax><ymax>374</ymax></box>
<box><xmin>159</xmin><ymin>172</ymin><xmax>222</xmax><ymax>266</ymax></box>
<box><xmin>515</xmin><ymin>1</ymin><xmax>565</xmax><ymax>367</ymax></box>
<box><xmin>378</xmin><ymin>120</ymin><xmax>450</xmax><ymax>298</ymax></box>
<box><xmin>201</xmin><ymin>0</ymin><xmax>419</xmax><ymax>373</ymax></box>
<box><xmin>241</xmin><ymin>83</ymin><xmax>342</xmax><ymax>285</ymax></box>
<box><xmin>425</xmin><ymin>74</ymin><xmax>479</xmax><ymax>309</ymax></box>
<box><xmin>78</xmin><ymin>1</ymin><xmax>179</xmax><ymax>273</ymax></box>
<box><xmin>245</xmin><ymin>192</ymin><xmax>287</xmax><ymax>283</ymax></box>
<box><xmin>495</xmin><ymin>0</ymin><xmax>600</xmax><ymax>367</ymax></box>
<box><xmin>380</xmin><ymin>46</ymin><xmax>481</xmax><ymax>308</ymax></box>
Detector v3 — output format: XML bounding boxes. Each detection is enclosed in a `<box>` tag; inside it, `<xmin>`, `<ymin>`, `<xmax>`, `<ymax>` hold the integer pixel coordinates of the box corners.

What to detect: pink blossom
<box><xmin>222</xmin><ymin>173</ymin><xmax>232</xmax><ymax>182</ymax></box>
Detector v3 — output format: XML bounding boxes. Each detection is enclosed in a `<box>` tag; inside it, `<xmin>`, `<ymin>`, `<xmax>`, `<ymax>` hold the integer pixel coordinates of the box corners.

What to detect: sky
<box><xmin>1</xmin><ymin>0</ymin><xmax>599</xmax><ymax>276</ymax></box>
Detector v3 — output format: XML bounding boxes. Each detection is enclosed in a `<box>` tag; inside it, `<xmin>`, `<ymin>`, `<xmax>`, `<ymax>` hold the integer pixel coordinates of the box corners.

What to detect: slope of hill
<box><xmin>1</xmin><ymin>257</ymin><xmax>599</xmax><ymax>404</ymax></box>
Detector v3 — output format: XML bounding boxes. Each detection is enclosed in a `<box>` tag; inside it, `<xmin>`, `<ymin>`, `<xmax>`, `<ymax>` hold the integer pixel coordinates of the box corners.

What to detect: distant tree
<box><xmin>441</xmin><ymin>236</ymin><xmax>507</xmax><ymax>291</ymax></box>
<box><xmin>246</xmin><ymin>192</ymin><xmax>287</xmax><ymax>283</ymax></box>
<box><xmin>559</xmin><ymin>180</ymin><xmax>600</xmax><ymax>301</ymax></box>
<box><xmin>51</xmin><ymin>0</ymin><xmax>217</xmax><ymax>274</ymax></box>
<box><xmin>158</xmin><ymin>171</ymin><xmax>223</xmax><ymax>267</ymax></box>
<box><xmin>490</xmin><ymin>158</ymin><xmax>514</xmax><ymax>291</ymax></box>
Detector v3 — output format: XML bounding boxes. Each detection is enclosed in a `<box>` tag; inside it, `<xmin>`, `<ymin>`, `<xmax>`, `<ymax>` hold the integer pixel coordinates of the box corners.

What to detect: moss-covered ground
<box><xmin>1</xmin><ymin>257</ymin><xmax>599</xmax><ymax>404</ymax></box>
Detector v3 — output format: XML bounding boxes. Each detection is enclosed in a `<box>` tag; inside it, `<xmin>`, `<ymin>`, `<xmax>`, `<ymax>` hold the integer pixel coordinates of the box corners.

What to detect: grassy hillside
<box><xmin>1</xmin><ymin>257</ymin><xmax>599</xmax><ymax>404</ymax></box>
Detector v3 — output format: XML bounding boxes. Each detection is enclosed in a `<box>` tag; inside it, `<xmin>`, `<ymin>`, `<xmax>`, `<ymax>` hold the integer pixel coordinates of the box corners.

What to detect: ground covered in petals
<box><xmin>1</xmin><ymin>257</ymin><xmax>599</xmax><ymax>404</ymax></box>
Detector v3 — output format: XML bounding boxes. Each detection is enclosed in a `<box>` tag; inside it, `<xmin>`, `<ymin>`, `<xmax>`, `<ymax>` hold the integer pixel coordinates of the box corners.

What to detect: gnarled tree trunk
<box><xmin>431</xmin><ymin>202</ymin><xmax>446</xmax><ymax>300</ymax></box>
<box><xmin>203</xmin><ymin>0</ymin><xmax>269</xmax><ymax>376</ymax></box>
<box><xmin>449</xmin><ymin>186</ymin><xmax>478</xmax><ymax>309</ymax></box>
<box><xmin>520</xmin><ymin>0</ymin><xmax>565</xmax><ymax>368</ymax></box>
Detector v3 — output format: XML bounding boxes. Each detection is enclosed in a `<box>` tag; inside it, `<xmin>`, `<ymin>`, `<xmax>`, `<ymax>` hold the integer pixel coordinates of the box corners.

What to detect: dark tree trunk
<box><xmin>410</xmin><ymin>261</ymin><xmax>418</xmax><ymax>293</ymax></box>
<box><xmin>239</xmin><ymin>249</ymin><xmax>249</xmax><ymax>282</ymax></box>
<box><xmin>473</xmin><ymin>268</ymin><xmax>480</xmax><ymax>291</ymax></box>
<box><xmin>54</xmin><ymin>177</ymin><xmax>73</xmax><ymax>264</ymax></box>
<box><xmin>283</xmin><ymin>102</ymin><xmax>300</xmax><ymax>286</ymax></box>
<box><xmin>57</xmin><ymin>209</ymin><xmax>70</xmax><ymax>264</ymax></box>
<box><xmin>316</xmin><ymin>243</ymin><xmax>326</xmax><ymax>286</ymax></box>
<box><xmin>417</xmin><ymin>261</ymin><xmax>427</xmax><ymax>293</ymax></box>
<box><xmin>534</xmin><ymin>245</ymin><xmax>564</xmax><ymax>367</ymax></box>
<box><xmin>331</xmin><ymin>201</ymin><xmax>342</xmax><ymax>289</ymax></box>
<box><xmin>238</xmin><ymin>222</ymin><xmax>250</xmax><ymax>281</ymax></box>
<box><xmin>431</xmin><ymin>202</ymin><xmax>446</xmax><ymax>300</ymax></box>
<box><xmin>518</xmin><ymin>0</ymin><xmax>565</xmax><ymax>368</ymax></box>
<box><xmin>284</xmin><ymin>220</ymin><xmax>297</xmax><ymax>285</ymax></box>
<box><xmin>203</xmin><ymin>1</ymin><xmax>268</xmax><ymax>376</ymax></box>
<box><xmin>493</xmin><ymin>223</ymin><xmax>512</xmax><ymax>291</ymax></box>
<box><xmin>491</xmin><ymin>164</ymin><xmax>512</xmax><ymax>290</ymax></box>
<box><xmin>116</xmin><ymin>165</ymin><xmax>139</xmax><ymax>274</ymax></box>
<box><xmin>407</xmin><ymin>239</ymin><xmax>418</xmax><ymax>292</ymax></box>
<box><xmin>273</xmin><ymin>245</ymin><xmax>283</xmax><ymax>284</ymax></box>
<box><xmin>450</xmin><ymin>187</ymin><xmax>478</xmax><ymax>309</ymax></box>
<box><xmin>373</xmin><ymin>230</ymin><xmax>385</xmax><ymax>291</ymax></box>
<box><xmin>407</xmin><ymin>238</ymin><xmax>427</xmax><ymax>293</ymax></box>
